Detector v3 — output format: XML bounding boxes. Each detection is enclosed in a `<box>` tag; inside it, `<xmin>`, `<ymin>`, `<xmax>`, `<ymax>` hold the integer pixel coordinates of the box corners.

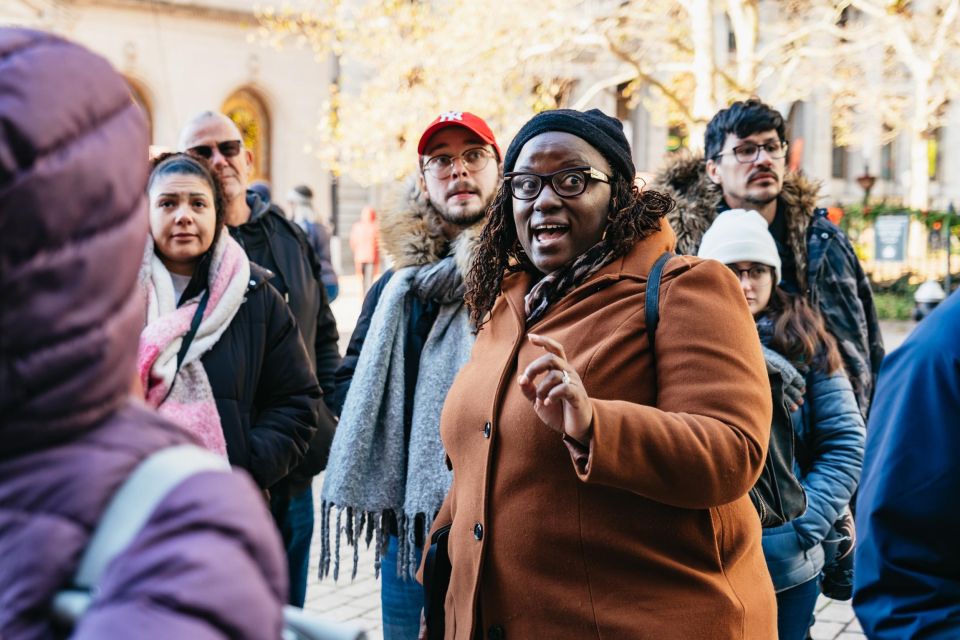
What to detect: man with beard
<box><xmin>178</xmin><ymin>112</ymin><xmax>340</xmax><ymax>609</ymax></box>
<box><xmin>321</xmin><ymin>112</ymin><xmax>501</xmax><ymax>640</ymax></box>
<box><xmin>654</xmin><ymin>98</ymin><xmax>883</xmax><ymax>415</ymax></box>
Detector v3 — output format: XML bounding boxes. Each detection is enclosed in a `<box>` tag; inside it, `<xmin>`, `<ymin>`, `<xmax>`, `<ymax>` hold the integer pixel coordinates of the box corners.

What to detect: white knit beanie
<box><xmin>697</xmin><ymin>209</ymin><xmax>782</xmax><ymax>284</ymax></box>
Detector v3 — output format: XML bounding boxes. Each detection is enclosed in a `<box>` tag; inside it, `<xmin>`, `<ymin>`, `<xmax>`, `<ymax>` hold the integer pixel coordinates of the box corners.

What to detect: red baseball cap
<box><xmin>417</xmin><ymin>111</ymin><xmax>501</xmax><ymax>159</ymax></box>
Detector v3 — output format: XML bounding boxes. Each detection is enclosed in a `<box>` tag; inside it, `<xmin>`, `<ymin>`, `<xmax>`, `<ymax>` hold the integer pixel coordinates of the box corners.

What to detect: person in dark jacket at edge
<box><xmin>653</xmin><ymin>98</ymin><xmax>884</xmax><ymax>415</ymax></box>
<box><xmin>179</xmin><ymin>111</ymin><xmax>340</xmax><ymax>608</ymax></box>
<box><xmin>320</xmin><ymin>112</ymin><xmax>501</xmax><ymax>640</ymax></box>
<box><xmin>0</xmin><ymin>28</ymin><xmax>287</xmax><ymax>639</ymax></box>
<box><xmin>853</xmin><ymin>289</ymin><xmax>960</xmax><ymax>639</ymax></box>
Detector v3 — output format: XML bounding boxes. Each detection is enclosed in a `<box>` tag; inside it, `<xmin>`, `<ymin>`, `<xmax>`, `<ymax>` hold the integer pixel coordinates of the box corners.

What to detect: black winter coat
<box><xmin>234</xmin><ymin>193</ymin><xmax>340</xmax><ymax>394</ymax></box>
<box><xmin>199</xmin><ymin>263</ymin><xmax>323</xmax><ymax>489</ymax></box>
<box><xmin>231</xmin><ymin>193</ymin><xmax>340</xmax><ymax>492</ymax></box>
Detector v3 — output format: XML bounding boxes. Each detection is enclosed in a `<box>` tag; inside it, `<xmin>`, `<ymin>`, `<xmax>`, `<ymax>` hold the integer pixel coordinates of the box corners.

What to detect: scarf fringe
<box><xmin>319</xmin><ymin>501</ymin><xmax>434</xmax><ymax>583</ymax></box>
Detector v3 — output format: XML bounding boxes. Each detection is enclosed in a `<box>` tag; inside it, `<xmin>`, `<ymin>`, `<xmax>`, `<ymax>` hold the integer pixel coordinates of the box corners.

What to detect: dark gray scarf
<box><xmin>524</xmin><ymin>239</ymin><xmax>617</xmax><ymax>325</ymax></box>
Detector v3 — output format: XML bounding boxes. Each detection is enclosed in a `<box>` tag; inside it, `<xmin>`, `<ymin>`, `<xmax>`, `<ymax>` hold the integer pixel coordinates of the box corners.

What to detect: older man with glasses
<box><xmin>321</xmin><ymin>112</ymin><xmax>501</xmax><ymax>640</ymax></box>
<box><xmin>178</xmin><ymin>111</ymin><xmax>340</xmax><ymax>609</ymax></box>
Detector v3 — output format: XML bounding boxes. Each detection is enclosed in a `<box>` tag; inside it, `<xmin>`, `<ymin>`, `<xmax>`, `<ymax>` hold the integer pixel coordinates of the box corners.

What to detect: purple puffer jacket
<box><xmin>0</xmin><ymin>29</ymin><xmax>287</xmax><ymax>639</ymax></box>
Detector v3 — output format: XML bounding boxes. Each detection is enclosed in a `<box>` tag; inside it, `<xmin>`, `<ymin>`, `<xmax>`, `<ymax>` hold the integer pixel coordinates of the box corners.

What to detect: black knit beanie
<box><xmin>503</xmin><ymin>108</ymin><xmax>635</xmax><ymax>181</ymax></box>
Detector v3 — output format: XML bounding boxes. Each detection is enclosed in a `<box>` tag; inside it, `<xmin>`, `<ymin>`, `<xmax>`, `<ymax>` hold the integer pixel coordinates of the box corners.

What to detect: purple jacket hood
<box><xmin>0</xmin><ymin>28</ymin><xmax>149</xmax><ymax>454</ymax></box>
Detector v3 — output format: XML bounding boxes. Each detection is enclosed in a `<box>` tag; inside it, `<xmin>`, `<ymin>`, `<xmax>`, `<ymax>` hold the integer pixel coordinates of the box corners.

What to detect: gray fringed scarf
<box><xmin>320</xmin><ymin>255</ymin><xmax>474</xmax><ymax>581</ymax></box>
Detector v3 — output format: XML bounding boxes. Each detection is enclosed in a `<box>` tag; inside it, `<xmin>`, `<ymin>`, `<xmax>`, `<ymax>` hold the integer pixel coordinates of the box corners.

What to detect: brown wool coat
<box><xmin>430</xmin><ymin>221</ymin><xmax>777</xmax><ymax>639</ymax></box>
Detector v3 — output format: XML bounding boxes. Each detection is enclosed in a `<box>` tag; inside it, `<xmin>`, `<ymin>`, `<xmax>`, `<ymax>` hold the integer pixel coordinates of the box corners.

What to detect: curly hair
<box><xmin>465</xmin><ymin>175</ymin><xmax>674</xmax><ymax>330</ymax></box>
<box><xmin>148</xmin><ymin>152</ymin><xmax>226</xmax><ymax>236</ymax></box>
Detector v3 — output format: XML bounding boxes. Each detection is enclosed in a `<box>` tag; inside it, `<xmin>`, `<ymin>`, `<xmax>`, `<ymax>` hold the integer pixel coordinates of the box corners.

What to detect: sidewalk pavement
<box><xmin>304</xmin><ymin>274</ymin><xmax>914</xmax><ymax>638</ymax></box>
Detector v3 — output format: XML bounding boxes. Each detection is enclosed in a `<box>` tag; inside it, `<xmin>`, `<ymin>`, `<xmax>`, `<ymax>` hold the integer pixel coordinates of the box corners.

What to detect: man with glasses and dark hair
<box><xmin>321</xmin><ymin>112</ymin><xmax>500</xmax><ymax>640</ymax></box>
<box><xmin>178</xmin><ymin>111</ymin><xmax>340</xmax><ymax>609</ymax></box>
<box><xmin>655</xmin><ymin>98</ymin><xmax>883</xmax><ymax>416</ymax></box>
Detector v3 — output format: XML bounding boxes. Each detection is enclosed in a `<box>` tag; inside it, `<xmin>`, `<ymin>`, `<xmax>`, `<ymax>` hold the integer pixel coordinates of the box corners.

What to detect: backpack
<box><xmin>645</xmin><ymin>252</ymin><xmax>806</xmax><ymax>528</ymax></box>
<box><xmin>51</xmin><ymin>444</ymin><xmax>367</xmax><ymax>640</ymax></box>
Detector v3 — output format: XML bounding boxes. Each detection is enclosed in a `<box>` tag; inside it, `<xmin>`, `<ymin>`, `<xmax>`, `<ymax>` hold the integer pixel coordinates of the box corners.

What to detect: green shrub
<box><xmin>873</xmin><ymin>292</ymin><xmax>915</xmax><ymax>321</ymax></box>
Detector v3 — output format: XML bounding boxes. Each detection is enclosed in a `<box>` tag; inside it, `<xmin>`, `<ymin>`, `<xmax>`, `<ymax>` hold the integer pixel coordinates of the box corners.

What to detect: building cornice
<box><xmin>63</xmin><ymin>0</ymin><xmax>256</xmax><ymax>25</ymax></box>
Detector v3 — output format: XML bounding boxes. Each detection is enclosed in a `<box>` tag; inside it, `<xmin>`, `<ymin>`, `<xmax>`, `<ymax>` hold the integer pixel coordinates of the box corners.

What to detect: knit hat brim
<box><xmin>503</xmin><ymin>109</ymin><xmax>635</xmax><ymax>181</ymax></box>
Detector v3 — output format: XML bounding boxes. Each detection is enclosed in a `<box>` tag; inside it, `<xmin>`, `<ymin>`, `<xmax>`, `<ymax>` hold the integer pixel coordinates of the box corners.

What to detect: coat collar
<box><xmin>652</xmin><ymin>152</ymin><xmax>822</xmax><ymax>290</ymax></box>
<box><xmin>380</xmin><ymin>177</ymin><xmax>483</xmax><ymax>280</ymax></box>
<box><xmin>500</xmin><ymin>219</ymin><xmax>677</xmax><ymax>327</ymax></box>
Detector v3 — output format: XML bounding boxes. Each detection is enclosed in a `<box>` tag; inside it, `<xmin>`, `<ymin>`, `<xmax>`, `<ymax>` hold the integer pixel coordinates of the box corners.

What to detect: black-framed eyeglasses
<box><xmin>727</xmin><ymin>263</ymin><xmax>774</xmax><ymax>283</ymax></box>
<box><xmin>187</xmin><ymin>139</ymin><xmax>243</xmax><ymax>160</ymax></box>
<box><xmin>504</xmin><ymin>166</ymin><xmax>610</xmax><ymax>200</ymax></box>
<box><xmin>421</xmin><ymin>147</ymin><xmax>495</xmax><ymax>179</ymax></box>
<box><xmin>714</xmin><ymin>140</ymin><xmax>788</xmax><ymax>164</ymax></box>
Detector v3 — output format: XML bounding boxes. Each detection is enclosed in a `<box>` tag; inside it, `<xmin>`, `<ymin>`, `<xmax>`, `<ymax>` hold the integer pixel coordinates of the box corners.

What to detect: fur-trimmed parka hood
<box><xmin>652</xmin><ymin>152</ymin><xmax>822</xmax><ymax>290</ymax></box>
<box><xmin>379</xmin><ymin>177</ymin><xmax>483</xmax><ymax>279</ymax></box>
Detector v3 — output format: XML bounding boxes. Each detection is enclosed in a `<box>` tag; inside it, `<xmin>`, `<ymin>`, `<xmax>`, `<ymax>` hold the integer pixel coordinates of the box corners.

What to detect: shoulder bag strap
<box><xmin>176</xmin><ymin>289</ymin><xmax>211</xmax><ymax>371</ymax></box>
<box><xmin>644</xmin><ymin>251</ymin><xmax>674</xmax><ymax>351</ymax></box>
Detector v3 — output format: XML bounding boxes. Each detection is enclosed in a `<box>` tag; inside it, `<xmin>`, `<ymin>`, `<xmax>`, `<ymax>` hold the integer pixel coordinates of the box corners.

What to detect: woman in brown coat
<box><xmin>427</xmin><ymin>109</ymin><xmax>777</xmax><ymax>639</ymax></box>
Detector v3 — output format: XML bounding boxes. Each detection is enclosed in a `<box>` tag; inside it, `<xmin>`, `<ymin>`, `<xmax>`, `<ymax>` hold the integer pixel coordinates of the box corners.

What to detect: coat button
<box><xmin>821</xmin><ymin>232</ymin><xmax>829</xmax><ymax>239</ymax></box>
<box><xmin>487</xmin><ymin>625</ymin><xmax>505</xmax><ymax>640</ymax></box>
<box><xmin>483</xmin><ymin>421</ymin><xmax>491</xmax><ymax>438</ymax></box>
<box><xmin>249</xmin><ymin>279</ymin><xmax>256</xmax><ymax>287</ymax></box>
<box><xmin>473</xmin><ymin>522</ymin><xmax>483</xmax><ymax>540</ymax></box>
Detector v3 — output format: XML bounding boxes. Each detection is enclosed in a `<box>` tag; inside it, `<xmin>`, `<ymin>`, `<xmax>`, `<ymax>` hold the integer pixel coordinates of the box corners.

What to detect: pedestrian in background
<box><xmin>429</xmin><ymin>109</ymin><xmax>776</xmax><ymax>639</ymax></box>
<box><xmin>179</xmin><ymin>112</ymin><xmax>340</xmax><ymax>607</ymax></box>
<box><xmin>854</xmin><ymin>290</ymin><xmax>960</xmax><ymax>639</ymax></box>
<box><xmin>250</xmin><ymin>179</ymin><xmax>272</xmax><ymax>203</ymax></box>
<box><xmin>288</xmin><ymin>184</ymin><xmax>340</xmax><ymax>301</ymax></box>
<box><xmin>322</xmin><ymin>112</ymin><xmax>501</xmax><ymax>640</ymax></box>
<box><xmin>0</xmin><ymin>28</ymin><xmax>287</xmax><ymax>638</ymax></box>
<box><xmin>350</xmin><ymin>206</ymin><xmax>380</xmax><ymax>294</ymax></box>
<box><xmin>139</xmin><ymin>153</ymin><xmax>321</xmax><ymax>489</ymax></box>
<box><xmin>699</xmin><ymin>209</ymin><xmax>865</xmax><ymax>640</ymax></box>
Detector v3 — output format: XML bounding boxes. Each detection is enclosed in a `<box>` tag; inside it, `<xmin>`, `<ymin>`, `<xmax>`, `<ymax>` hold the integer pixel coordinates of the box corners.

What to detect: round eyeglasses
<box><xmin>504</xmin><ymin>166</ymin><xmax>610</xmax><ymax>200</ymax></box>
<box><xmin>421</xmin><ymin>147</ymin><xmax>495</xmax><ymax>179</ymax></box>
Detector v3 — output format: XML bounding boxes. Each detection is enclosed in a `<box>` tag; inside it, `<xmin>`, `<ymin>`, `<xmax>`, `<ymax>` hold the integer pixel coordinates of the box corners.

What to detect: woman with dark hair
<box><xmin>425</xmin><ymin>109</ymin><xmax>777</xmax><ymax>639</ymax></box>
<box><xmin>699</xmin><ymin>208</ymin><xmax>865</xmax><ymax>640</ymax></box>
<box><xmin>139</xmin><ymin>153</ymin><xmax>321</xmax><ymax>490</ymax></box>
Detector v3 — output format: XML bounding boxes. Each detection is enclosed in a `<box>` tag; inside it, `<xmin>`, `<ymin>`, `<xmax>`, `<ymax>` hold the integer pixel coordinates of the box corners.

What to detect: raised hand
<box><xmin>517</xmin><ymin>333</ymin><xmax>593</xmax><ymax>444</ymax></box>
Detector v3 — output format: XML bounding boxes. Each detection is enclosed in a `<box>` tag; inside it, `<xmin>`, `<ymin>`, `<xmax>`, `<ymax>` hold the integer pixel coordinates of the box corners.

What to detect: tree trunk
<box><xmin>726</xmin><ymin>0</ymin><xmax>758</xmax><ymax>92</ymax></box>
<box><xmin>688</xmin><ymin>0</ymin><xmax>716</xmax><ymax>151</ymax></box>
<box><xmin>908</xmin><ymin>75</ymin><xmax>931</xmax><ymax>210</ymax></box>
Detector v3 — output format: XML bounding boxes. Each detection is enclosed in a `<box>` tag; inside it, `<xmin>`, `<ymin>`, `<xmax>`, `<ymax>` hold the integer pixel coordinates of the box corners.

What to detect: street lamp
<box><xmin>856</xmin><ymin>165</ymin><xmax>877</xmax><ymax>212</ymax></box>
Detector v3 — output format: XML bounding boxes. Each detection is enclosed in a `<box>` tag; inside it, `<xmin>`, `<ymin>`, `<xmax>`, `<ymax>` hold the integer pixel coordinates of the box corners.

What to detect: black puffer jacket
<box><xmin>654</xmin><ymin>154</ymin><xmax>884</xmax><ymax>414</ymax></box>
<box><xmin>231</xmin><ymin>193</ymin><xmax>340</xmax><ymax>493</ymax></box>
<box><xmin>196</xmin><ymin>263</ymin><xmax>323</xmax><ymax>489</ymax></box>
<box><xmin>233</xmin><ymin>193</ymin><xmax>340</xmax><ymax>393</ymax></box>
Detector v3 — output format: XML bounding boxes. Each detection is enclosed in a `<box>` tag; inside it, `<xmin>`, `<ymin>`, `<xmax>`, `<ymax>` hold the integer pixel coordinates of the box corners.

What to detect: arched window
<box><xmin>222</xmin><ymin>87</ymin><xmax>271</xmax><ymax>181</ymax></box>
<box><xmin>786</xmin><ymin>102</ymin><xmax>805</xmax><ymax>172</ymax></box>
<box><xmin>124</xmin><ymin>76</ymin><xmax>154</xmax><ymax>143</ymax></box>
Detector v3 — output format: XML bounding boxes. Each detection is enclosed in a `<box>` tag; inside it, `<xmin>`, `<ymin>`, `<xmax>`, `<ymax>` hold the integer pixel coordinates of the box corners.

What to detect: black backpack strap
<box><xmin>176</xmin><ymin>289</ymin><xmax>210</xmax><ymax>371</ymax></box>
<box><xmin>645</xmin><ymin>251</ymin><xmax>674</xmax><ymax>350</ymax></box>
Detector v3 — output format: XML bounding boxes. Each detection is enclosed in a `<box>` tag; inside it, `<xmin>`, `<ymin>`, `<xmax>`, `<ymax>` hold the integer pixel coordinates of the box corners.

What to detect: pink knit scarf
<box><xmin>137</xmin><ymin>235</ymin><xmax>250</xmax><ymax>456</ymax></box>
